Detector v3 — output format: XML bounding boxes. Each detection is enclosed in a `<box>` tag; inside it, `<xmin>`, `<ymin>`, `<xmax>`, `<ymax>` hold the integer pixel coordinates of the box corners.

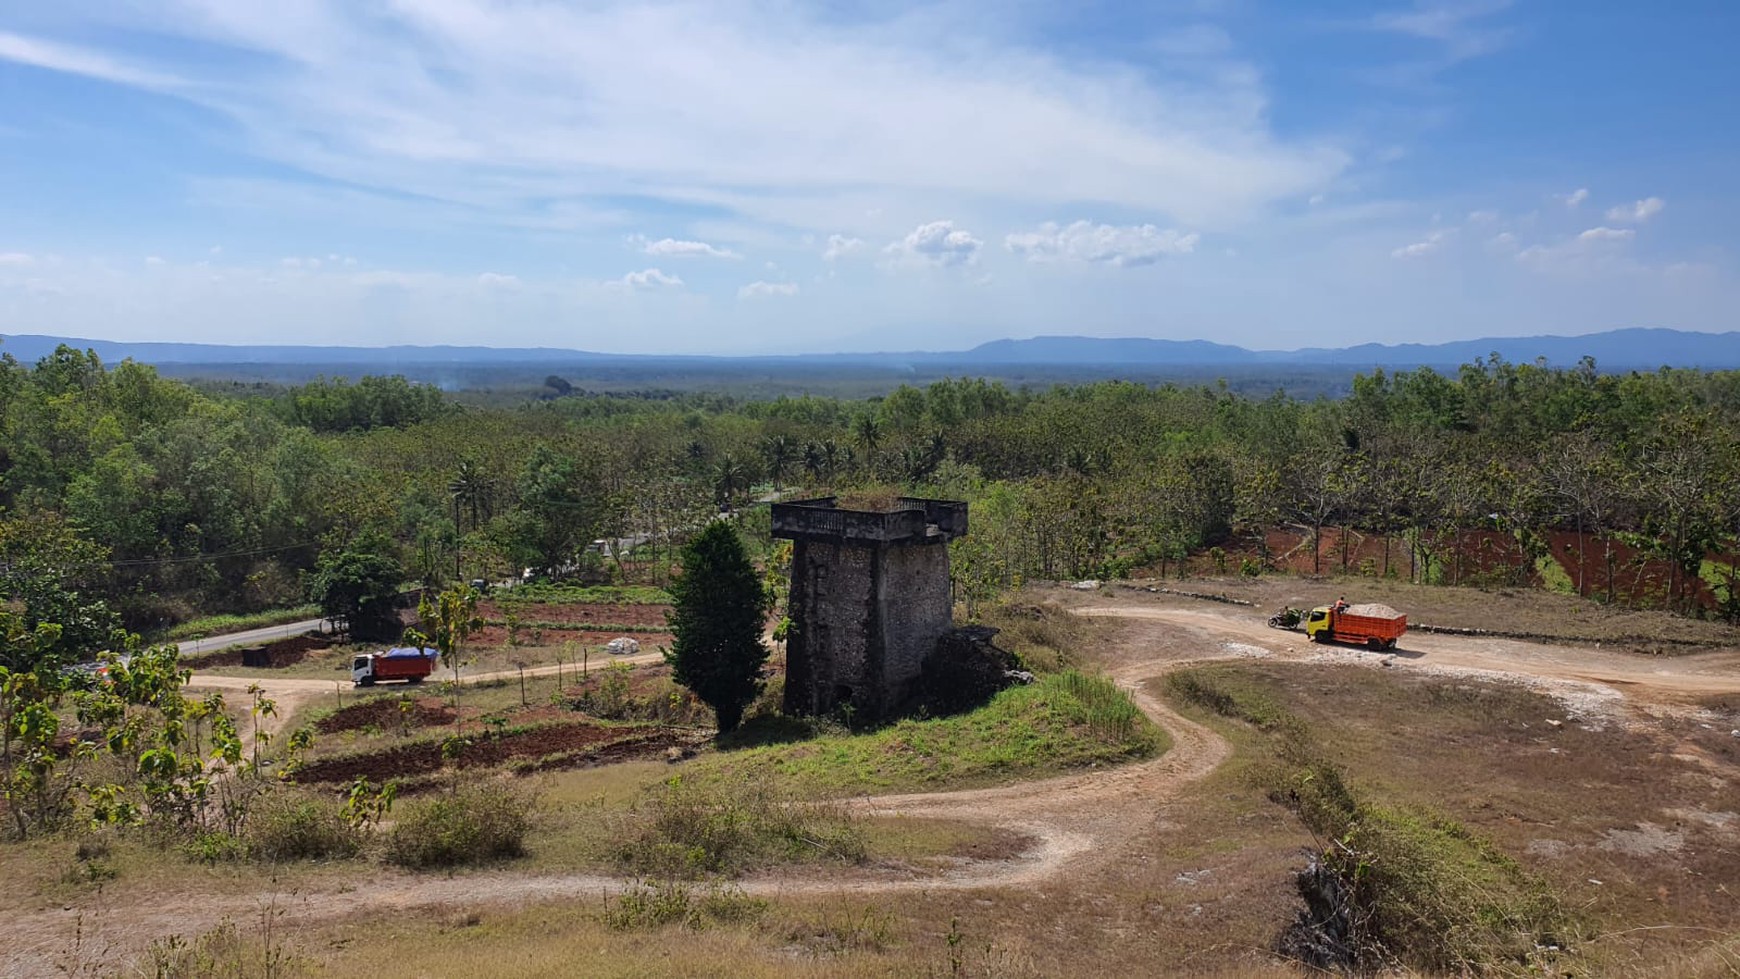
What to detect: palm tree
<box><xmin>853</xmin><ymin>415</ymin><xmax>881</xmax><ymax>461</ymax></box>
<box><xmin>761</xmin><ymin>435</ymin><xmax>793</xmax><ymax>491</ymax></box>
<box><xmin>821</xmin><ymin>439</ymin><xmax>843</xmax><ymax>485</ymax></box>
<box><xmin>802</xmin><ymin>442</ymin><xmax>825</xmax><ymax>486</ymax></box>
<box><xmin>448</xmin><ymin>459</ymin><xmax>491</xmax><ymax>533</ymax></box>
<box><xmin>713</xmin><ymin>454</ymin><xmax>752</xmax><ymax>510</ymax></box>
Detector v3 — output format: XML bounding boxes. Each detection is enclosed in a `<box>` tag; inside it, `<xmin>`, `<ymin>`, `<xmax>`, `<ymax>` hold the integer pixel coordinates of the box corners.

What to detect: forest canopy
<box><xmin>2</xmin><ymin>342</ymin><xmax>1738</xmax><ymax>661</ymax></box>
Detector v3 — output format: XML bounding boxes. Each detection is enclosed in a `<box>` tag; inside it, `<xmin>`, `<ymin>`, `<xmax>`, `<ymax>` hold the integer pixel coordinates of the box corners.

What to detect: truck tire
<box><xmin>1366</xmin><ymin>637</ymin><xmax>1384</xmax><ymax>651</ymax></box>
<box><xmin>360</xmin><ymin>677</ymin><xmax>375</xmax><ymax>687</ymax></box>
<box><xmin>406</xmin><ymin>675</ymin><xmax>423</xmax><ymax>685</ymax></box>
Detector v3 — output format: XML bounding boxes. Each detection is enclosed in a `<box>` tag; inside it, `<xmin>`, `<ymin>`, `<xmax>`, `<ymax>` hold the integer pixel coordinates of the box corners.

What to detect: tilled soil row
<box><xmin>292</xmin><ymin>720</ymin><xmax>658</xmax><ymax>785</ymax></box>
<box><xmin>314</xmin><ymin>696</ymin><xmax>458</xmax><ymax>734</ymax></box>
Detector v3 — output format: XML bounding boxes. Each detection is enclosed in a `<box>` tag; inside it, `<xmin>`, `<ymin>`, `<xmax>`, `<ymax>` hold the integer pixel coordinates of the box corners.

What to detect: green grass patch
<box><xmin>503</xmin><ymin>584</ymin><xmax>672</xmax><ymax>605</ymax></box>
<box><xmin>1535</xmin><ymin>554</ymin><xmax>1576</xmax><ymax>595</ymax></box>
<box><xmin>156</xmin><ymin>605</ymin><xmax>320</xmax><ymax>642</ymax></box>
<box><xmin>699</xmin><ymin>670</ymin><xmax>1164</xmax><ymax>797</ymax></box>
<box><xmin>615</xmin><ymin>776</ymin><xmax>867</xmax><ymax>877</ymax></box>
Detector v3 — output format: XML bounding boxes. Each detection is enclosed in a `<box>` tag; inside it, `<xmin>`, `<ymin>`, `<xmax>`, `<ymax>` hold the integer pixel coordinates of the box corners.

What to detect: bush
<box><xmin>384</xmin><ymin>781</ymin><xmax>534</xmax><ymax>869</ymax></box>
<box><xmin>600</xmin><ymin>879</ymin><xmax>767</xmax><ymax>931</ymax></box>
<box><xmin>245</xmin><ymin>791</ymin><xmax>362</xmax><ymax>862</ymax></box>
<box><xmin>617</xmin><ymin>777</ymin><xmax>865</xmax><ymax>877</ymax></box>
<box><xmin>184</xmin><ymin>831</ymin><xmax>250</xmax><ymax>865</ymax></box>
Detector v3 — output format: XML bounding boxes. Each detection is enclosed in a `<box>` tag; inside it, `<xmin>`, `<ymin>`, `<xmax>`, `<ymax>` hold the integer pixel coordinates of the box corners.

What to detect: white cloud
<box><xmin>886</xmin><ymin>221</ymin><xmax>982</xmax><ymax>268</ymax></box>
<box><xmin>2</xmin><ymin>5</ymin><xmax>1346</xmax><ymax>233</ymax></box>
<box><xmin>1559</xmin><ymin>188</ymin><xmax>1589</xmax><ymax>208</ymax></box>
<box><xmin>1514</xmin><ymin>226</ymin><xmax>1637</xmax><ymax>271</ymax></box>
<box><xmin>640</xmin><ymin>237</ymin><xmax>741</xmax><ymax>259</ymax></box>
<box><xmin>1370</xmin><ymin>0</ymin><xmax>1516</xmax><ymax>61</ymax></box>
<box><xmin>0</xmin><ymin>252</ymin><xmax>35</xmax><ymax>267</ymax></box>
<box><xmin>1466</xmin><ymin>209</ymin><xmax>1498</xmax><ymax>224</ymax></box>
<box><xmin>822</xmin><ymin>234</ymin><xmax>865</xmax><ymax>261</ymax></box>
<box><xmin>1604</xmin><ymin>197</ymin><xmax>1665</xmax><ymax>224</ymax></box>
<box><xmin>144</xmin><ymin>256</ymin><xmax>167</xmax><ymax>266</ymax></box>
<box><xmin>617</xmin><ymin>268</ymin><xmax>683</xmax><ymax>290</ymax></box>
<box><xmin>477</xmin><ymin>272</ymin><xmax>521</xmax><ymax>287</ymax></box>
<box><xmin>0</xmin><ymin>30</ymin><xmax>181</xmax><ymax>90</ymax></box>
<box><xmin>1390</xmin><ymin>230</ymin><xmax>1449</xmax><ymax>259</ymax></box>
<box><xmin>1005</xmin><ymin>221</ymin><xmax>1199</xmax><ymax>267</ymax></box>
<box><xmin>738</xmin><ymin>280</ymin><xmax>798</xmax><ymax>299</ymax></box>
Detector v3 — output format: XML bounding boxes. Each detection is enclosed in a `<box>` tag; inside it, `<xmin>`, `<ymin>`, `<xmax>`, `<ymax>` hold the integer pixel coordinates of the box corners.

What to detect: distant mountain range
<box><xmin>2</xmin><ymin>327</ymin><xmax>1736</xmax><ymax>371</ymax></box>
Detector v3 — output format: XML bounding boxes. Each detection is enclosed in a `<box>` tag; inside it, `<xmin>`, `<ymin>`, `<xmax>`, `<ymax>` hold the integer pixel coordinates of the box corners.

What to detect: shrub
<box><xmin>617</xmin><ymin>776</ymin><xmax>865</xmax><ymax>877</ymax></box>
<box><xmin>245</xmin><ymin>791</ymin><xmax>361</xmax><ymax>862</ymax></box>
<box><xmin>184</xmin><ymin>830</ymin><xmax>249</xmax><ymax>865</ymax></box>
<box><xmin>600</xmin><ymin>879</ymin><xmax>767</xmax><ymax>931</ymax></box>
<box><xmin>384</xmin><ymin>781</ymin><xmax>534</xmax><ymax>869</ymax></box>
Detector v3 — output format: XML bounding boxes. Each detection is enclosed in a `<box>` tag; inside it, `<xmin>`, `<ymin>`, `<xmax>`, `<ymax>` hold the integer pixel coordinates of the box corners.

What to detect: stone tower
<box><xmin>771</xmin><ymin>496</ymin><xmax>967</xmax><ymax>719</ymax></box>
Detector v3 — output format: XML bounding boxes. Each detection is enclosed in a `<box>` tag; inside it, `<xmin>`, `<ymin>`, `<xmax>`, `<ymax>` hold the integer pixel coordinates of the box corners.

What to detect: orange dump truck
<box><xmin>1303</xmin><ymin>603</ymin><xmax>1406</xmax><ymax>650</ymax></box>
<box><xmin>351</xmin><ymin>647</ymin><xmax>437</xmax><ymax>686</ymax></box>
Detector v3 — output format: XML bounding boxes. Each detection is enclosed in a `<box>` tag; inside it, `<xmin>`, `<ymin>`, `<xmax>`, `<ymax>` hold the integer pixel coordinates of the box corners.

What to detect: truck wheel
<box><xmin>1366</xmin><ymin>638</ymin><xmax>1384</xmax><ymax>651</ymax></box>
<box><xmin>360</xmin><ymin>677</ymin><xmax>375</xmax><ymax>687</ymax></box>
<box><xmin>407</xmin><ymin>675</ymin><xmax>423</xmax><ymax>685</ymax></box>
<box><xmin>1385</xmin><ymin>639</ymin><xmax>1399</xmax><ymax>650</ymax></box>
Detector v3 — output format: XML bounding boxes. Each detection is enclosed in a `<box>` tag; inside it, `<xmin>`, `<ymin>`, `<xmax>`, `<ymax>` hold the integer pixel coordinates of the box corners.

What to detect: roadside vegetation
<box><xmin>155</xmin><ymin>605</ymin><xmax>322</xmax><ymax>643</ymax></box>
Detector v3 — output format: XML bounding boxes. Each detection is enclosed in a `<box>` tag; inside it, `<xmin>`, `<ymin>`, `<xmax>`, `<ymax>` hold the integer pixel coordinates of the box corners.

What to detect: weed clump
<box><xmin>600</xmin><ymin>878</ymin><xmax>767</xmax><ymax>930</ymax></box>
<box><xmin>384</xmin><ymin>781</ymin><xmax>535</xmax><ymax>869</ymax></box>
<box><xmin>244</xmin><ymin>791</ymin><xmax>362</xmax><ymax>862</ymax></box>
<box><xmin>617</xmin><ymin>776</ymin><xmax>865</xmax><ymax>877</ymax></box>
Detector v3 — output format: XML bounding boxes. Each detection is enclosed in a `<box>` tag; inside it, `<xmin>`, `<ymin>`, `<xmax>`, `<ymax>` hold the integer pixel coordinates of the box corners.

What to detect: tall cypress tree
<box><xmin>666</xmin><ymin>521</ymin><xmax>771</xmax><ymax>734</ymax></box>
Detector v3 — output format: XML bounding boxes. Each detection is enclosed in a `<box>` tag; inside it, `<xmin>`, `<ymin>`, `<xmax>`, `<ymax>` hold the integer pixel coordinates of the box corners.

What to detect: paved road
<box><xmin>175</xmin><ymin>617</ymin><xmax>331</xmax><ymax>656</ymax></box>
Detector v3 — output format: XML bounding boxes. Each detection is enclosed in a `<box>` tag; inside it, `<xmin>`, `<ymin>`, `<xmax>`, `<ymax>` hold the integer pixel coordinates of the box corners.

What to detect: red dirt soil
<box><xmin>468</xmin><ymin>625</ymin><xmax>674</xmax><ymax>647</ymax></box>
<box><xmin>315</xmin><ymin>696</ymin><xmax>457</xmax><ymax>734</ymax></box>
<box><xmin>479</xmin><ymin>599</ymin><xmax>672</xmax><ymax>628</ymax></box>
<box><xmin>291</xmin><ymin>719</ymin><xmax>689</xmax><ymax>785</ymax></box>
<box><xmin>1184</xmin><ymin>526</ymin><xmax>1737</xmax><ymax>611</ymax></box>
<box><xmin>181</xmin><ymin>633</ymin><xmax>332</xmax><ymax>669</ymax></box>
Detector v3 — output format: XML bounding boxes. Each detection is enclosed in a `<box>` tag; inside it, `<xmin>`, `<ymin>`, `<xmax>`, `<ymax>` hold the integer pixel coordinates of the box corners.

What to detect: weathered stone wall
<box><xmin>783</xmin><ymin>538</ymin><xmax>874</xmax><ymax>717</ymax></box>
<box><xmin>875</xmin><ymin>540</ymin><xmax>952</xmax><ymax>709</ymax></box>
<box><xmin>775</xmin><ymin>496</ymin><xmax>965</xmax><ymax>720</ymax></box>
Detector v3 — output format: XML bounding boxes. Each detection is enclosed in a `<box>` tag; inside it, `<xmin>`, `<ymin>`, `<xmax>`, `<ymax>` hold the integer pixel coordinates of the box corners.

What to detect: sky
<box><xmin>1</xmin><ymin>0</ymin><xmax>1737</xmax><ymax>355</ymax></box>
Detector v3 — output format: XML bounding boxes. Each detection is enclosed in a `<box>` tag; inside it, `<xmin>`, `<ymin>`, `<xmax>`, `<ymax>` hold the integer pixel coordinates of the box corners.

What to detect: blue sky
<box><xmin>1</xmin><ymin>1</ymin><xmax>1736</xmax><ymax>355</ymax></box>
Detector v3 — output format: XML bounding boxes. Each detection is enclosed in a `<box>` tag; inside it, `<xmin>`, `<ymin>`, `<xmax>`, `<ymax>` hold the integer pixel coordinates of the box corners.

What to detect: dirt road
<box><xmin>13</xmin><ymin>598</ymin><xmax>1739</xmax><ymax>976</ymax></box>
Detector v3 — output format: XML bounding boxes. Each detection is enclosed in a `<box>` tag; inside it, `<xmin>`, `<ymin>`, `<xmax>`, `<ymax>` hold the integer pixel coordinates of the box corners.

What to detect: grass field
<box><xmin>695</xmin><ymin>671</ymin><xmax>1164</xmax><ymax>797</ymax></box>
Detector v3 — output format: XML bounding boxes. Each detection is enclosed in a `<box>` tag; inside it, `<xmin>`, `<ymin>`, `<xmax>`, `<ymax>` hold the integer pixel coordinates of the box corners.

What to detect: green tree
<box><xmin>309</xmin><ymin>530</ymin><xmax>405</xmax><ymax>641</ymax></box>
<box><xmin>0</xmin><ymin>511</ymin><xmax>122</xmax><ymax>666</ymax></box>
<box><xmin>507</xmin><ymin>444</ymin><xmax>603</xmax><ymax>577</ymax></box>
<box><xmin>409</xmin><ymin>584</ymin><xmax>483</xmax><ymax>710</ymax></box>
<box><xmin>665</xmin><ymin>522</ymin><xmax>771</xmax><ymax>734</ymax></box>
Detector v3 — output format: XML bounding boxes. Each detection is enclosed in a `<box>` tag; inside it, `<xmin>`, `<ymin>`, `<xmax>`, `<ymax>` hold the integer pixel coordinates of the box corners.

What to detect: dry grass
<box><xmin>1156</xmin><ymin>660</ymin><xmax>1740</xmax><ymax>974</ymax></box>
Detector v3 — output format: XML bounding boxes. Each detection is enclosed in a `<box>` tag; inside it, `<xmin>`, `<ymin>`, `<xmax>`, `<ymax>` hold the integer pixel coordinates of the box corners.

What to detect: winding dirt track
<box><xmin>10</xmin><ymin>601</ymin><xmax>1739</xmax><ymax>976</ymax></box>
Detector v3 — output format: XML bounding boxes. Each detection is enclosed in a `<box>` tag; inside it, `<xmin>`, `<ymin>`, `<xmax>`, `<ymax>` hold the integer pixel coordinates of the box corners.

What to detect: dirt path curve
<box><xmin>1075</xmin><ymin>605</ymin><xmax>1740</xmax><ymax>707</ymax></box>
<box><xmin>14</xmin><ymin>602</ymin><xmax>1740</xmax><ymax>976</ymax></box>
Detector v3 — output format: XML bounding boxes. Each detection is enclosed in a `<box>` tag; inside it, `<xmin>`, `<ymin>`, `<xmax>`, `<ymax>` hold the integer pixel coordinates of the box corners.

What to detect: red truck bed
<box><xmin>1329</xmin><ymin>603</ymin><xmax>1407</xmax><ymax>647</ymax></box>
